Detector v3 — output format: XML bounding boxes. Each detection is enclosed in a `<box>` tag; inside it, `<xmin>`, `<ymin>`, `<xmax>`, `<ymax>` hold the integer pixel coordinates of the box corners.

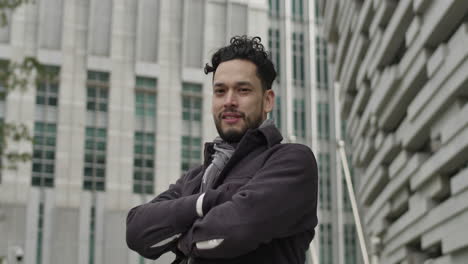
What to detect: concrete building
<box><xmin>0</xmin><ymin>1</ymin><xmax>267</xmax><ymax>263</ymax></box>
<box><xmin>323</xmin><ymin>0</ymin><xmax>468</xmax><ymax>263</ymax></box>
<box><xmin>0</xmin><ymin>0</ymin><xmax>361</xmax><ymax>263</ymax></box>
<box><xmin>268</xmin><ymin>0</ymin><xmax>362</xmax><ymax>263</ymax></box>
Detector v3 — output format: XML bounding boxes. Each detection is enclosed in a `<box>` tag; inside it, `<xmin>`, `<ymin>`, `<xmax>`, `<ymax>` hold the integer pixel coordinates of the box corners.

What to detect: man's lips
<box><xmin>220</xmin><ymin>112</ymin><xmax>243</xmax><ymax>124</ymax></box>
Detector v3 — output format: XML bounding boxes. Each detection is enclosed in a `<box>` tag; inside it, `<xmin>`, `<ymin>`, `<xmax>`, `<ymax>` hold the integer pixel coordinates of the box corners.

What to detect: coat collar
<box><xmin>202</xmin><ymin>121</ymin><xmax>283</xmax><ymax>168</ymax></box>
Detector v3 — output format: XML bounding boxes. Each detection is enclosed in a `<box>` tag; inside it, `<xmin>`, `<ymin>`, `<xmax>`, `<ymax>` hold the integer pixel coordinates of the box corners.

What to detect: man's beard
<box><xmin>214</xmin><ymin>109</ymin><xmax>264</xmax><ymax>143</ymax></box>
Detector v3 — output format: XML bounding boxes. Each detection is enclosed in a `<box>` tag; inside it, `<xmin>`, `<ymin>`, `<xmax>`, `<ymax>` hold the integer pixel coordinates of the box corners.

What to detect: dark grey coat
<box><xmin>126</xmin><ymin>124</ymin><xmax>318</xmax><ymax>264</ymax></box>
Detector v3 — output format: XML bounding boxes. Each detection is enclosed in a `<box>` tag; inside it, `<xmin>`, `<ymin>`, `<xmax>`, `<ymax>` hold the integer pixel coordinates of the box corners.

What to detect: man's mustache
<box><xmin>218</xmin><ymin>109</ymin><xmax>245</xmax><ymax>119</ymax></box>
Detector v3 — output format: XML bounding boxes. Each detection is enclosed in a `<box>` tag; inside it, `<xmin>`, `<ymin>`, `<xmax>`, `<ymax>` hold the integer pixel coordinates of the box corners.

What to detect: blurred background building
<box><xmin>0</xmin><ymin>0</ymin><xmax>364</xmax><ymax>264</ymax></box>
<box><xmin>323</xmin><ymin>0</ymin><xmax>468</xmax><ymax>264</ymax></box>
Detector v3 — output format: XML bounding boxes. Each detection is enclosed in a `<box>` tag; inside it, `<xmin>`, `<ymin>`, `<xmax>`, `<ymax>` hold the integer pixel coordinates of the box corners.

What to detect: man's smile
<box><xmin>221</xmin><ymin>112</ymin><xmax>244</xmax><ymax>124</ymax></box>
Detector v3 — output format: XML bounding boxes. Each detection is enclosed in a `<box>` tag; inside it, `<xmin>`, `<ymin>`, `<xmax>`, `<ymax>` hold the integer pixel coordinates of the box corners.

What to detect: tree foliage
<box><xmin>0</xmin><ymin>0</ymin><xmax>34</xmax><ymax>26</ymax></box>
<box><xmin>0</xmin><ymin>58</ymin><xmax>42</xmax><ymax>169</ymax></box>
<box><xmin>0</xmin><ymin>0</ymin><xmax>40</xmax><ymax>169</ymax></box>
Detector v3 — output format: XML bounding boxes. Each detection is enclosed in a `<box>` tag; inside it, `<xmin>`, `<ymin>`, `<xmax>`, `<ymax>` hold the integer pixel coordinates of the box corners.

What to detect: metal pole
<box><xmin>337</xmin><ymin>140</ymin><xmax>370</xmax><ymax>264</ymax></box>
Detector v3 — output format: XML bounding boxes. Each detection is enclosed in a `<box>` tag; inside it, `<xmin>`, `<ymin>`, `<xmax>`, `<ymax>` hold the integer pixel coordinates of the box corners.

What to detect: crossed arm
<box><xmin>126</xmin><ymin>146</ymin><xmax>318</xmax><ymax>260</ymax></box>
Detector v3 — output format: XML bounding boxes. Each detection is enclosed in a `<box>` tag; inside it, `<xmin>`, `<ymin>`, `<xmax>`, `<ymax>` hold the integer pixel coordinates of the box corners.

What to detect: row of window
<box><xmin>316</xmin><ymin>36</ymin><xmax>329</xmax><ymax>90</ymax></box>
<box><xmin>268</xmin><ymin>28</ymin><xmax>281</xmax><ymax>82</ymax></box>
<box><xmin>181</xmin><ymin>83</ymin><xmax>203</xmax><ymax>171</ymax></box>
<box><xmin>268</xmin><ymin>0</ymin><xmax>305</xmax><ymax>20</ymax></box>
<box><xmin>318</xmin><ymin>102</ymin><xmax>330</xmax><ymax>140</ymax></box>
<box><xmin>319</xmin><ymin>151</ymin><xmax>356</xmax><ymax>212</ymax></box>
<box><xmin>319</xmin><ymin>153</ymin><xmax>331</xmax><ymax>210</ymax></box>
<box><xmin>319</xmin><ymin>223</ymin><xmax>358</xmax><ymax>264</ymax></box>
<box><xmin>294</xmin><ymin>99</ymin><xmax>306</xmax><ymax>138</ymax></box>
<box><xmin>344</xmin><ymin>224</ymin><xmax>358</xmax><ymax>264</ymax></box>
<box><xmin>319</xmin><ymin>223</ymin><xmax>333</xmax><ymax>264</ymax></box>
<box><xmin>28</xmin><ymin>67</ymin><xmax>204</xmax><ymax>194</ymax></box>
<box><xmin>267</xmin><ymin>28</ymin><xmax>331</xmax><ymax>138</ymax></box>
<box><xmin>292</xmin><ymin>32</ymin><xmax>306</xmax><ymax>87</ymax></box>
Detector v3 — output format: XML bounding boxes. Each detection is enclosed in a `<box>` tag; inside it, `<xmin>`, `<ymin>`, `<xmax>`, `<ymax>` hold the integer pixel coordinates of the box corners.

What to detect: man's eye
<box><xmin>214</xmin><ymin>89</ymin><xmax>225</xmax><ymax>95</ymax></box>
<box><xmin>239</xmin><ymin>88</ymin><xmax>251</xmax><ymax>93</ymax></box>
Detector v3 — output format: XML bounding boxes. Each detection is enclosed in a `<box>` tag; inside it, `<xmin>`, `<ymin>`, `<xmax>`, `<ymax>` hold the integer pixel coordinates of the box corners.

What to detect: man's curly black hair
<box><xmin>204</xmin><ymin>35</ymin><xmax>277</xmax><ymax>91</ymax></box>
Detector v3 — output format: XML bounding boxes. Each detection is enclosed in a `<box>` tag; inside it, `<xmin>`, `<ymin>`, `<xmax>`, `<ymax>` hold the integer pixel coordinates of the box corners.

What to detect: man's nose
<box><xmin>223</xmin><ymin>90</ymin><xmax>238</xmax><ymax>108</ymax></box>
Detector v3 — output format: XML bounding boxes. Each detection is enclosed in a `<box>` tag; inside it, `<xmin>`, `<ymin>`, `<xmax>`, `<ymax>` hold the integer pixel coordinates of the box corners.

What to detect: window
<box><xmin>135</xmin><ymin>77</ymin><xmax>157</xmax><ymax>118</ymax></box>
<box><xmin>268</xmin><ymin>28</ymin><xmax>282</xmax><ymax>130</ymax></box>
<box><xmin>268</xmin><ymin>0</ymin><xmax>280</xmax><ymax>17</ymax></box>
<box><xmin>268</xmin><ymin>28</ymin><xmax>281</xmax><ymax>82</ymax></box>
<box><xmin>84</xmin><ymin>71</ymin><xmax>109</xmax><ymax>191</ymax></box>
<box><xmin>316</xmin><ymin>37</ymin><xmax>329</xmax><ymax>90</ymax></box>
<box><xmin>36</xmin><ymin>66</ymin><xmax>60</xmax><ymax>107</ymax></box>
<box><xmin>133</xmin><ymin>132</ymin><xmax>155</xmax><ymax>194</ymax></box>
<box><xmin>135</xmin><ymin>91</ymin><xmax>156</xmax><ymax>117</ymax></box>
<box><xmin>315</xmin><ymin>0</ymin><xmax>323</xmax><ymax>25</ymax></box>
<box><xmin>292</xmin><ymin>32</ymin><xmax>305</xmax><ymax>87</ymax></box>
<box><xmin>317</xmin><ymin>102</ymin><xmax>330</xmax><ymax>140</ymax></box>
<box><xmin>86</xmin><ymin>71</ymin><xmax>109</xmax><ymax>113</ymax></box>
<box><xmin>292</xmin><ymin>0</ymin><xmax>304</xmax><ymax>20</ymax></box>
<box><xmin>83</xmin><ymin>127</ymin><xmax>106</xmax><ymax>191</ymax></box>
<box><xmin>344</xmin><ymin>224</ymin><xmax>358</xmax><ymax>264</ymax></box>
<box><xmin>136</xmin><ymin>76</ymin><xmax>157</xmax><ymax>89</ymax></box>
<box><xmin>89</xmin><ymin>206</ymin><xmax>96</xmax><ymax>264</ymax></box>
<box><xmin>33</xmin><ymin>66</ymin><xmax>59</xmax><ymax>187</ymax></box>
<box><xmin>319</xmin><ymin>223</ymin><xmax>333</xmax><ymax>264</ymax></box>
<box><xmin>181</xmin><ymin>136</ymin><xmax>202</xmax><ymax>172</ymax></box>
<box><xmin>134</xmin><ymin>77</ymin><xmax>157</xmax><ymax>195</ymax></box>
<box><xmin>181</xmin><ymin>83</ymin><xmax>203</xmax><ymax>171</ymax></box>
<box><xmin>294</xmin><ymin>99</ymin><xmax>306</xmax><ymax>138</ymax></box>
<box><xmin>182</xmin><ymin>84</ymin><xmax>202</xmax><ymax>122</ymax></box>
<box><xmin>32</xmin><ymin>122</ymin><xmax>56</xmax><ymax>187</ymax></box>
<box><xmin>36</xmin><ymin>202</ymin><xmax>44</xmax><ymax>264</ymax></box>
<box><xmin>319</xmin><ymin>153</ymin><xmax>331</xmax><ymax>210</ymax></box>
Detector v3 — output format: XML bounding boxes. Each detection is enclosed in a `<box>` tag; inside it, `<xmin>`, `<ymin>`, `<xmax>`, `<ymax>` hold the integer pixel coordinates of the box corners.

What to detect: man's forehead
<box><xmin>213</xmin><ymin>60</ymin><xmax>258</xmax><ymax>79</ymax></box>
<box><xmin>215</xmin><ymin>60</ymin><xmax>257</xmax><ymax>74</ymax></box>
<box><xmin>213</xmin><ymin>80</ymin><xmax>253</xmax><ymax>87</ymax></box>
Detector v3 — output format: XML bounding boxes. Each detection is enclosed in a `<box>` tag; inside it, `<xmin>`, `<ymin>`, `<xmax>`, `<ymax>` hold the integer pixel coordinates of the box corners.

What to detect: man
<box><xmin>126</xmin><ymin>36</ymin><xmax>318</xmax><ymax>264</ymax></box>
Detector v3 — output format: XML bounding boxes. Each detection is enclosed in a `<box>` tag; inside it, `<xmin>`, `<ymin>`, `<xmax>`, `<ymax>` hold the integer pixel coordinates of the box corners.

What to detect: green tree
<box><xmin>0</xmin><ymin>0</ymin><xmax>33</xmax><ymax>26</ymax></box>
<box><xmin>0</xmin><ymin>0</ymin><xmax>40</xmax><ymax>169</ymax></box>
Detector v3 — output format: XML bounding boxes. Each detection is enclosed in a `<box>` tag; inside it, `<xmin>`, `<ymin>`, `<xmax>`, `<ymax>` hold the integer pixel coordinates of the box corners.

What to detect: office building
<box><xmin>268</xmin><ymin>0</ymin><xmax>361</xmax><ymax>263</ymax></box>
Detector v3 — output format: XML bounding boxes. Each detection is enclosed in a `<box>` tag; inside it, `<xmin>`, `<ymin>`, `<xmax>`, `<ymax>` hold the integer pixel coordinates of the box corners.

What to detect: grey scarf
<box><xmin>200</xmin><ymin>119</ymin><xmax>275</xmax><ymax>192</ymax></box>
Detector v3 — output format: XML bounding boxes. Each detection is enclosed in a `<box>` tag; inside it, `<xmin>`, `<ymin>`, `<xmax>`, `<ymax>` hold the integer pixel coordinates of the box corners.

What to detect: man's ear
<box><xmin>264</xmin><ymin>89</ymin><xmax>275</xmax><ymax>114</ymax></box>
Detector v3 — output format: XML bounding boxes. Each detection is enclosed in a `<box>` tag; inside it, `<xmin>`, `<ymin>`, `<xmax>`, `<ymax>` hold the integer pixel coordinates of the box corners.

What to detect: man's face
<box><xmin>212</xmin><ymin>59</ymin><xmax>274</xmax><ymax>142</ymax></box>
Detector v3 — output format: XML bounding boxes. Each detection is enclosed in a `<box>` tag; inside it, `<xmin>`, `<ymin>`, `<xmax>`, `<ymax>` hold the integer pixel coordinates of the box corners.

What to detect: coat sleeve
<box><xmin>177</xmin><ymin>145</ymin><xmax>319</xmax><ymax>259</ymax></box>
<box><xmin>126</xmin><ymin>168</ymin><xmax>204</xmax><ymax>259</ymax></box>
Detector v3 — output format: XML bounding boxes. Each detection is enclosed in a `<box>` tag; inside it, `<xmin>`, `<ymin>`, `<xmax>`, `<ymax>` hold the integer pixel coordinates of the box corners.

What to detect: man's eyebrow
<box><xmin>234</xmin><ymin>81</ymin><xmax>253</xmax><ymax>87</ymax></box>
<box><xmin>213</xmin><ymin>81</ymin><xmax>253</xmax><ymax>87</ymax></box>
<box><xmin>213</xmin><ymin>82</ymin><xmax>225</xmax><ymax>87</ymax></box>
